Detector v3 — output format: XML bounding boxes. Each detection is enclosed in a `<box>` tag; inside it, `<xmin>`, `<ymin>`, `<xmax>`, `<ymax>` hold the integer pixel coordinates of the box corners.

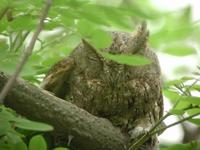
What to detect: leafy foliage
<box><xmin>0</xmin><ymin>105</ymin><xmax>68</xmax><ymax>150</ymax></box>
<box><xmin>160</xmin><ymin>142</ymin><xmax>200</xmax><ymax>150</ymax></box>
<box><xmin>0</xmin><ymin>0</ymin><xmax>188</xmax><ymax>84</ymax></box>
<box><xmin>29</xmin><ymin>135</ymin><xmax>47</xmax><ymax>150</ymax></box>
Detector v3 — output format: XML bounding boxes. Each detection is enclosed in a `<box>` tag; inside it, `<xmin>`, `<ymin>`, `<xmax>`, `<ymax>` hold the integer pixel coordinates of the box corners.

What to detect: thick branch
<box><xmin>0</xmin><ymin>72</ymin><xmax>126</xmax><ymax>150</ymax></box>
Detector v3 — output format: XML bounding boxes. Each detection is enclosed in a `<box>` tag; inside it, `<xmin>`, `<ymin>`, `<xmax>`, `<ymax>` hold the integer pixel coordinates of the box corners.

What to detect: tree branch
<box><xmin>0</xmin><ymin>72</ymin><xmax>126</xmax><ymax>150</ymax></box>
<box><xmin>0</xmin><ymin>0</ymin><xmax>52</xmax><ymax>103</ymax></box>
<box><xmin>151</xmin><ymin>112</ymin><xmax>200</xmax><ymax>136</ymax></box>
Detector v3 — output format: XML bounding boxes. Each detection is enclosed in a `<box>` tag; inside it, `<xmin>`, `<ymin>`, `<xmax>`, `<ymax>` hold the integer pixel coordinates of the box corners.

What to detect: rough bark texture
<box><xmin>0</xmin><ymin>72</ymin><xmax>126</xmax><ymax>150</ymax></box>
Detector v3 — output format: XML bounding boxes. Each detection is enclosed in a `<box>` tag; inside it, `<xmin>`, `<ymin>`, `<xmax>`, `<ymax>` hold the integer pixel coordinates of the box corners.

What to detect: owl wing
<box><xmin>40</xmin><ymin>57</ymin><xmax>75</xmax><ymax>99</ymax></box>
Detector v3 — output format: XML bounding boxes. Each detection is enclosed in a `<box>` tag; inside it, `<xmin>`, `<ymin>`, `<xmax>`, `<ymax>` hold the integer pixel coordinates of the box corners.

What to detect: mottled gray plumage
<box><xmin>41</xmin><ymin>23</ymin><xmax>163</xmax><ymax>149</ymax></box>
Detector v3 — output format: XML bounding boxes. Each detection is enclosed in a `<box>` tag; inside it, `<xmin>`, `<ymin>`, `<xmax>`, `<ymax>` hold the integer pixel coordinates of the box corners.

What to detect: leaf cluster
<box><xmin>0</xmin><ymin>105</ymin><xmax>68</xmax><ymax>150</ymax></box>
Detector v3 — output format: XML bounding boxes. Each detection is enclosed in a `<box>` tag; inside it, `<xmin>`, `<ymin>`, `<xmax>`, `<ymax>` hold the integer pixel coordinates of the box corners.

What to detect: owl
<box><xmin>41</xmin><ymin>23</ymin><xmax>163</xmax><ymax>149</ymax></box>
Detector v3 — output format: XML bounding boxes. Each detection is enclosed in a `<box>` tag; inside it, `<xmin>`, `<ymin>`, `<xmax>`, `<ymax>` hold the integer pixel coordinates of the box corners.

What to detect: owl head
<box><xmin>76</xmin><ymin>22</ymin><xmax>160</xmax><ymax>80</ymax></box>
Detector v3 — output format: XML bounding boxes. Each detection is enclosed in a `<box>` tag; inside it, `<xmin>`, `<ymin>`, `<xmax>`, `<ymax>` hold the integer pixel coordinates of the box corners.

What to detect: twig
<box><xmin>150</xmin><ymin>112</ymin><xmax>200</xmax><ymax>136</ymax></box>
<box><xmin>8</xmin><ymin>32</ymin><xmax>13</xmax><ymax>51</ymax></box>
<box><xmin>0</xmin><ymin>7</ymin><xmax>9</xmax><ymax>20</ymax></box>
<box><xmin>14</xmin><ymin>31</ymin><xmax>30</xmax><ymax>52</ymax></box>
<box><xmin>172</xmin><ymin>77</ymin><xmax>200</xmax><ymax>110</ymax></box>
<box><xmin>128</xmin><ymin>112</ymin><xmax>171</xmax><ymax>150</ymax></box>
<box><xmin>0</xmin><ymin>0</ymin><xmax>52</xmax><ymax>104</ymax></box>
<box><xmin>175</xmin><ymin>84</ymin><xmax>190</xmax><ymax>96</ymax></box>
<box><xmin>11</xmin><ymin>31</ymin><xmax>21</xmax><ymax>52</ymax></box>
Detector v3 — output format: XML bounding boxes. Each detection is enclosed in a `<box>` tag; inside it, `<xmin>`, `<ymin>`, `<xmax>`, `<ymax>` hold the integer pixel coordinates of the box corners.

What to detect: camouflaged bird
<box><xmin>41</xmin><ymin>22</ymin><xmax>163</xmax><ymax>149</ymax></box>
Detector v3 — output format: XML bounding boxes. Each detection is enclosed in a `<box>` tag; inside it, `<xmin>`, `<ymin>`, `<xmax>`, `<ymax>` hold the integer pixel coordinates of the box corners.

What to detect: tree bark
<box><xmin>0</xmin><ymin>72</ymin><xmax>127</xmax><ymax>150</ymax></box>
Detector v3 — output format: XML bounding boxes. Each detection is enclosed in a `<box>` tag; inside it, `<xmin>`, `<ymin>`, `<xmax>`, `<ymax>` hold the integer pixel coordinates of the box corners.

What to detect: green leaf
<box><xmin>78</xmin><ymin>5</ymin><xmax>109</xmax><ymax>26</ymax></box>
<box><xmin>175</xmin><ymin>102</ymin><xmax>191</xmax><ymax>110</ymax></box>
<box><xmin>13</xmin><ymin>118</ymin><xmax>53</xmax><ymax>131</ymax></box>
<box><xmin>0</xmin><ymin>60</ymin><xmax>18</xmax><ymax>75</ymax></box>
<box><xmin>9</xmin><ymin>15</ymin><xmax>37</xmax><ymax>31</ymax></box>
<box><xmin>186</xmin><ymin>108</ymin><xmax>200</xmax><ymax>115</ymax></box>
<box><xmin>0</xmin><ymin>19</ymin><xmax>8</xmax><ymax>32</ymax></box>
<box><xmin>160</xmin><ymin>142</ymin><xmax>200</xmax><ymax>150</ymax></box>
<box><xmin>0</xmin><ymin>119</ymin><xmax>11</xmax><ymax>135</ymax></box>
<box><xmin>181</xmin><ymin>96</ymin><xmax>200</xmax><ymax>105</ymax></box>
<box><xmin>29</xmin><ymin>135</ymin><xmax>47</xmax><ymax>150</ymax></box>
<box><xmin>188</xmin><ymin>119</ymin><xmax>200</xmax><ymax>126</ymax></box>
<box><xmin>53</xmin><ymin>0</ymin><xmax>71</xmax><ymax>5</ymax></box>
<box><xmin>13</xmin><ymin>0</ymin><xmax>43</xmax><ymax>8</ymax></box>
<box><xmin>0</xmin><ymin>135</ymin><xmax>27</xmax><ymax>150</ymax></box>
<box><xmin>14</xmin><ymin>140</ymin><xmax>28</xmax><ymax>150</ymax></box>
<box><xmin>163</xmin><ymin>89</ymin><xmax>192</xmax><ymax>109</ymax></box>
<box><xmin>63</xmin><ymin>33</ymin><xmax>82</xmax><ymax>49</ymax></box>
<box><xmin>6</xmin><ymin>131</ymin><xmax>24</xmax><ymax>144</ymax></box>
<box><xmin>169</xmin><ymin>109</ymin><xmax>185</xmax><ymax>115</ymax></box>
<box><xmin>150</xmin><ymin>27</ymin><xmax>193</xmax><ymax>48</ymax></box>
<box><xmin>0</xmin><ymin>106</ymin><xmax>53</xmax><ymax>131</ymax></box>
<box><xmin>98</xmin><ymin>5</ymin><xmax>132</xmax><ymax>29</ymax></box>
<box><xmin>20</xmin><ymin>53</ymin><xmax>42</xmax><ymax>78</ymax></box>
<box><xmin>162</xmin><ymin>43</ymin><xmax>196</xmax><ymax>56</ymax></box>
<box><xmin>83</xmin><ymin>31</ymin><xmax>151</xmax><ymax>66</ymax></box>
<box><xmin>163</xmin><ymin>90</ymin><xmax>180</xmax><ymax>101</ymax></box>
<box><xmin>59</xmin><ymin>13</ymin><xmax>75</xmax><ymax>27</ymax></box>
<box><xmin>173</xmin><ymin>66</ymin><xmax>191</xmax><ymax>75</ymax></box>
<box><xmin>102</xmin><ymin>52</ymin><xmax>151</xmax><ymax>66</ymax></box>
<box><xmin>186</xmin><ymin>85</ymin><xmax>200</xmax><ymax>91</ymax></box>
<box><xmin>0</xmin><ymin>107</ymin><xmax>16</xmax><ymax>121</ymax></box>
<box><xmin>166</xmin><ymin>76</ymin><xmax>194</xmax><ymax>86</ymax></box>
<box><xmin>122</xmin><ymin>0</ymin><xmax>163</xmax><ymax>20</ymax></box>
<box><xmin>44</xmin><ymin>20</ymin><xmax>60</xmax><ymax>30</ymax></box>
<box><xmin>89</xmin><ymin>30</ymin><xmax>112</xmax><ymax>48</ymax></box>
<box><xmin>0</xmin><ymin>0</ymin><xmax>9</xmax><ymax>10</ymax></box>
<box><xmin>53</xmin><ymin>147</ymin><xmax>69</xmax><ymax>150</ymax></box>
<box><xmin>150</xmin><ymin>6</ymin><xmax>194</xmax><ymax>48</ymax></box>
<box><xmin>77</xmin><ymin>19</ymin><xmax>97</xmax><ymax>37</ymax></box>
<box><xmin>172</xmin><ymin>96</ymin><xmax>200</xmax><ymax>110</ymax></box>
<box><xmin>0</xmin><ymin>39</ymin><xmax>9</xmax><ymax>51</ymax></box>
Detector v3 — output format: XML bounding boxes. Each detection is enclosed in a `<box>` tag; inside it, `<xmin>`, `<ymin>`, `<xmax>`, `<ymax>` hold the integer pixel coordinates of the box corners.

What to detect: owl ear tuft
<box><xmin>140</xmin><ymin>21</ymin><xmax>147</xmax><ymax>32</ymax></box>
<box><xmin>132</xmin><ymin>21</ymin><xmax>149</xmax><ymax>53</ymax></box>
